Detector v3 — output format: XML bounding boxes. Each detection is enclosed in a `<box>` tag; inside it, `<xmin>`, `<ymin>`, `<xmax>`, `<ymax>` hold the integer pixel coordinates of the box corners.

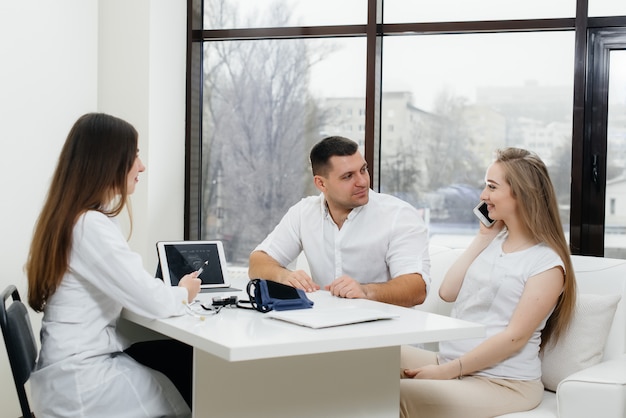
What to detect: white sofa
<box><xmin>417</xmin><ymin>245</ymin><xmax>626</xmax><ymax>418</ymax></box>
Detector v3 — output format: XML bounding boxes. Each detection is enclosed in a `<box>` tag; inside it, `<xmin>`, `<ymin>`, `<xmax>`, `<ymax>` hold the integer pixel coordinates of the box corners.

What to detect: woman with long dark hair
<box><xmin>26</xmin><ymin>113</ymin><xmax>200</xmax><ymax>417</ymax></box>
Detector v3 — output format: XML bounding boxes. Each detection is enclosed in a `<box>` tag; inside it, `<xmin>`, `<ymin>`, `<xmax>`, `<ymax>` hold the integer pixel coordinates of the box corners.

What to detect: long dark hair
<box><xmin>27</xmin><ymin>113</ymin><xmax>138</xmax><ymax>312</ymax></box>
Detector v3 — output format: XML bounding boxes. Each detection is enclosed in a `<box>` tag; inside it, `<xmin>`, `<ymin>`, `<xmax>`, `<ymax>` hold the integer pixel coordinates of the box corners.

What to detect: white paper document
<box><xmin>266</xmin><ymin>306</ymin><xmax>399</xmax><ymax>329</ymax></box>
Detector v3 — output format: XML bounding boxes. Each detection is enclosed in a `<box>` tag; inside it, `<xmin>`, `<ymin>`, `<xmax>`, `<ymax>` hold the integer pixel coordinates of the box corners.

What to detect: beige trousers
<box><xmin>400</xmin><ymin>346</ymin><xmax>544</xmax><ymax>418</ymax></box>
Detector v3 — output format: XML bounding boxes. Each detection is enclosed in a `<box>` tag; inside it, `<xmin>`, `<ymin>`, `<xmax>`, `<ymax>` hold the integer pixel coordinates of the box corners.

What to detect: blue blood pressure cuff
<box><xmin>245</xmin><ymin>279</ymin><xmax>314</xmax><ymax>313</ymax></box>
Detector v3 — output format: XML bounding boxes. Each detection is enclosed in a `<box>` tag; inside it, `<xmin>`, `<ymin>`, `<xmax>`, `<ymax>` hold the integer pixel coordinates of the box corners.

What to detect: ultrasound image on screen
<box><xmin>163</xmin><ymin>243</ymin><xmax>224</xmax><ymax>286</ymax></box>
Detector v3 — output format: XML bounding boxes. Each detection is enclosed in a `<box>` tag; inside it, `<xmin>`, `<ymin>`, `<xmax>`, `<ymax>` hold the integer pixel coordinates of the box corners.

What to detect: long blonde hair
<box><xmin>495</xmin><ymin>147</ymin><xmax>576</xmax><ymax>348</ymax></box>
<box><xmin>26</xmin><ymin>113</ymin><xmax>138</xmax><ymax>312</ymax></box>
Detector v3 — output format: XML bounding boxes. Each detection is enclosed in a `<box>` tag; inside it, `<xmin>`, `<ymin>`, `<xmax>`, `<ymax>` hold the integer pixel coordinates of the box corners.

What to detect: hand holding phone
<box><xmin>473</xmin><ymin>201</ymin><xmax>495</xmax><ymax>228</ymax></box>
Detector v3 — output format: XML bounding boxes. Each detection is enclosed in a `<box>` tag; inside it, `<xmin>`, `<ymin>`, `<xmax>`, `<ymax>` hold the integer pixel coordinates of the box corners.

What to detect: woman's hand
<box><xmin>403</xmin><ymin>361</ymin><xmax>459</xmax><ymax>380</ymax></box>
<box><xmin>478</xmin><ymin>218</ymin><xmax>504</xmax><ymax>239</ymax></box>
<box><xmin>178</xmin><ymin>272</ymin><xmax>202</xmax><ymax>302</ymax></box>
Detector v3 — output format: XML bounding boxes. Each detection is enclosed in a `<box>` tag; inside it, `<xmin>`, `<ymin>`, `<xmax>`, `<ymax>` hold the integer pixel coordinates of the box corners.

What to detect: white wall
<box><xmin>98</xmin><ymin>0</ymin><xmax>187</xmax><ymax>267</ymax></box>
<box><xmin>0</xmin><ymin>1</ymin><xmax>186</xmax><ymax>415</ymax></box>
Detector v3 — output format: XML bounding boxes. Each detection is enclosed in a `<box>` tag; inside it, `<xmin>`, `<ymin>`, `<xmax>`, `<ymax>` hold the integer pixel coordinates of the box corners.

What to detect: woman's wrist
<box><xmin>444</xmin><ymin>358</ymin><xmax>463</xmax><ymax>379</ymax></box>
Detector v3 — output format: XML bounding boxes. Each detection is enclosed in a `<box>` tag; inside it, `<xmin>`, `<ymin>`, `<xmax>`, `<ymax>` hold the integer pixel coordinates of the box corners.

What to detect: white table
<box><xmin>121</xmin><ymin>278</ymin><xmax>484</xmax><ymax>417</ymax></box>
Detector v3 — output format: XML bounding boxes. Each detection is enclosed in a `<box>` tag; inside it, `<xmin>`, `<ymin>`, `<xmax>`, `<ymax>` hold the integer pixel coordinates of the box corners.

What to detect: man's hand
<box><xmin>278</xmin><ymin>269</ymin><xmax>320</xmax><ymax>293</ymax></box>
<box><xmin>324</xmin><ymin>275</ymin><xmax>367</xmax><ymax>299</ymax></box>
<box><xmin>249</xmin><ymin>250</ymin><xmax>320</xmax><ymax>293</ymax></box>
<box><xmin>325</xmin><ymin>273</ymin><xmax>425</xmax><ymax>306</ymax></box>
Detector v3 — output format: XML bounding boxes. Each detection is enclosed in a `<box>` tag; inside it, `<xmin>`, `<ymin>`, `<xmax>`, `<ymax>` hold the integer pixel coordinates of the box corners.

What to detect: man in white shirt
<box><xmin>249</xmin><ymin>136</ymin><xmax>430</xmax><ymax>307</ymax></box>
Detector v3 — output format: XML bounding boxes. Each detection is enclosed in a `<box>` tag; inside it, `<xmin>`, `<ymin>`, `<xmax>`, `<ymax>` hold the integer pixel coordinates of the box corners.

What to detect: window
<box><xmin>610</xmin><ymin>198</ymin><xmax>616</xmax><ymax>215</ymax></box>
<box><xmin>203</xmin><ymin>0</ymin><xmax>367</xmax><ymax>29</ymax></box>
<box><xmin>200</xmin><ymin>35</ymin><xmax>366</xmax><ymax>262</ymax></box>
<box><xmin>380</xmin><ymin>32</ymin><xmax>574</xmax><ymax>245</ymax></box>
<box><xmin>384</xmin><ymin>0</ymin><xmax>575</xmax><ymax>22</ymax></box>
<box><xmin>589</xmin><ymin>1</ymin><xmax>626</xmax><ymax>17</ymax></box>
<box><xmin>188</xmin><ymin>0</ymin><xmax>626</xmax><ymax>261</ymax></box>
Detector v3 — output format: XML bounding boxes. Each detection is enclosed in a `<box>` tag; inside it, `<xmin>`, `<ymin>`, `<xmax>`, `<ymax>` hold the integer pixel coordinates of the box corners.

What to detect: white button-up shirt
<box><xmin>254</xmin><ymin>190</ymin><xmax>430</xmax><ymax>289</ymax></box>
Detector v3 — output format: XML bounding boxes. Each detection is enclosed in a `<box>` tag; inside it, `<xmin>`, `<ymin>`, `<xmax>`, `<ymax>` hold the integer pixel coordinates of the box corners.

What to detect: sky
<box><xmin>305</xmin><ymin>31</ymin><xmax>583</xmax><ymax>112</ymax></box>
<box><xmin>209</xmin><ymin>0</ymin><xmax>626</xmax><ymax>110</ymax></box>
<box><xmin>224</xmin><ymin>0</ymin><xmax>625</xmax><ymax>26</ymax></box>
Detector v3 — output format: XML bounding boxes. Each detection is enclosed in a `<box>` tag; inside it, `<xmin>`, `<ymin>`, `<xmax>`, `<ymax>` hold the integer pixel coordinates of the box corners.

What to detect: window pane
<box><xmin>589</xmin><ymin>1</ymin><xmax>626</xmax><ymax>17</ymax></box>
<box><xmin>384</xmin><ymin>0</ymin><xmax>575</xmax><ymax>23</ymax></box>
<box><xmin>605</xmin><ymin>50</ymin><xmax>626</xmax><ymax>258</ymax></box>
<box><xmin>203</xmin><ymin>0</ymin><xmax>367</xmax><ymax>29</ymax></box>
<box><xmin>201</xmin><ymin>37</ymin><xmax>366</xmax><ymax>264</ymax></box>
<box><xmin>381</xmin><ymin>32</ymin><xmax>575</xmax><ymax>247</ymax></box>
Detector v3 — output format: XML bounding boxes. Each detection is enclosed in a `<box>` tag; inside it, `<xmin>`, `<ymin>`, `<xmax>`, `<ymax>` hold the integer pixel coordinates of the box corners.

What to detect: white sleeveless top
<box><xmin>438</xmin><ymin>231</ymin><xmax>563</xmax><ymax>380</ymax></box>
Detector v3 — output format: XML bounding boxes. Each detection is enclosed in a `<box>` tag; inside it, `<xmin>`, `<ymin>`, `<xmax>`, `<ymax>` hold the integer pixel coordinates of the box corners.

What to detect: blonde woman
<box><xmin>400</xmin><ymin>148</ymin><xmax>576</xmax><ymax>417</ymax></box>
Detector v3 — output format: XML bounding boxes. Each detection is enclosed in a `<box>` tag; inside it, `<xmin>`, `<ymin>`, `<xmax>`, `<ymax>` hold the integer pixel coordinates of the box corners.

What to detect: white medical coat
<box><xmin>31</xmin><ymin>211</ymin><xmax>191</xmax><ymax>417</ymax></box>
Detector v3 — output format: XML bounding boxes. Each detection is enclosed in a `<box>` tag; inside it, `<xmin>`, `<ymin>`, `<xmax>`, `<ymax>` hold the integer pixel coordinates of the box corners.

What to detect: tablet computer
<box><xmin>156</xmin><ymin>240</ymin><xmax>231</xmax><ymax>289</ymax></box>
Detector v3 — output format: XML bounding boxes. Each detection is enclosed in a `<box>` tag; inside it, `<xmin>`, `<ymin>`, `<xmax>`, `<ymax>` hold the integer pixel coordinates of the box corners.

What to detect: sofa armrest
<box><xmin>557</xmin><ymin>354</ymin><xmax>626</xmax><ymax>418</ymax></box>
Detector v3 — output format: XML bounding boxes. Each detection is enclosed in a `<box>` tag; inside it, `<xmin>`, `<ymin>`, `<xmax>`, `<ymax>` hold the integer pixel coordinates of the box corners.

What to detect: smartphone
<box><xmin>473</xmin><ymin>201</ymin><xmax>495</xmax><ymax>227</ymax></box>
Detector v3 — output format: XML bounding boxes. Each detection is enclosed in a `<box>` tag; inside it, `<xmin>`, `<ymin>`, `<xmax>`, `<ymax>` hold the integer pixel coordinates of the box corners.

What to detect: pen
<box><xmin>197</xmin><ymin>260</ymin><xmax>209</xmax><ymax>275</ymax></box>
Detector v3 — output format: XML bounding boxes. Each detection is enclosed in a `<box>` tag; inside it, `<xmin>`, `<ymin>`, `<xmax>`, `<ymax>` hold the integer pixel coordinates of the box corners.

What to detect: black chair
<box><xmin>0</xmin><ymin>285</ymin><xmax>37</xmax><ymax>418</ymax></box>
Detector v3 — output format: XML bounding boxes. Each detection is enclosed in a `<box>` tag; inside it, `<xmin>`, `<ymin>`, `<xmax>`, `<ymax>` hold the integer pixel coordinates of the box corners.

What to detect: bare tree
<box><xmin>425</xmin><ymin>89</ymin><xmax>482</xmax><ymax>190</ymax></box>
<box><xmin>201</xmin><ymin>0</ymin><xmax>332</xmax><ymax>262</ymax></box>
